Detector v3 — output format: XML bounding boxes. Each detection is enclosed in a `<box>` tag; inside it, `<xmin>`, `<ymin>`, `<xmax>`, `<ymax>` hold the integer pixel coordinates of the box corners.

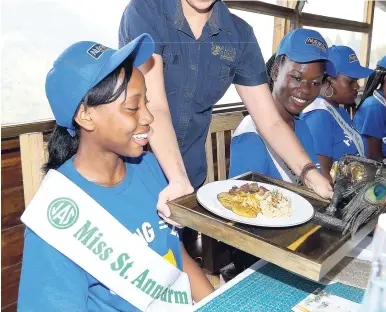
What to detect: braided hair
<box><xmin>266</xmin><ymin>53</ymin><xmax>287</xmax><ymax>92</ymax></box>
<box><xmin>358</xmin><ymin>64</ymin><xmax>386</xmax><ymax>107</ymax></box>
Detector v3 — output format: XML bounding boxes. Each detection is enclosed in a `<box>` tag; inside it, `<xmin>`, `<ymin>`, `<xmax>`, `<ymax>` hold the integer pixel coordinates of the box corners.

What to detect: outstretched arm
<box><xmin>140</xmin><ymin>55</ymin><xmax>193</xmax><ymax>224</ymax></box>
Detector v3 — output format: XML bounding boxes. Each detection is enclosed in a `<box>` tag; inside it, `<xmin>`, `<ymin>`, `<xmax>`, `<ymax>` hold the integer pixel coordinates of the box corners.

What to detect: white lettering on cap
<box><xmin>349</xmin><ymin>53</ymin><xmax>359</xmax><ymax>63</ymax></box>
<box><xmin>305</xmin><ymin>37</ymin><xmax>327</xmax><ymax>53</ymax></box>
<box><xmin>87</xmin><ymin>44</ymin><xmax>109</xmax><ymax>60</ymax></box>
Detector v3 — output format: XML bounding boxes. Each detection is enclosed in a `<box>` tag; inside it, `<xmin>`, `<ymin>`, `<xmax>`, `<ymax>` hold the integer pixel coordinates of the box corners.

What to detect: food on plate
<box><xmin>217</xmin><ymin>183</ymin><xmax>292</xmax><ymax>218</ymax></box>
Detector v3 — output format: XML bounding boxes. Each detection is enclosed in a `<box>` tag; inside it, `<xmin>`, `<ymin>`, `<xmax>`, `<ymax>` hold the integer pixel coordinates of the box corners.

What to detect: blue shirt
<box><xmin>119</xmin><ymin>0</ymin><xmax>267</xmax><ymax>188</ymax></box>
<box><xmin>18</xmin><ymin>153</ymin><xmax>182</xmax><ymax>312</ymax></box>
<box><xmin>229</xmin><ymin>119</ymin><xmax>319</xmax><ymax>180</ymax></box>
<box><xmin>354</xmin><ymin>91</ymin><xmax>386</xmax><ymax>157</ymax></box>
<box><xmin>301</xmin><ymin>106</ymin><xmax>359</xmax><ymax>162</ymax></box>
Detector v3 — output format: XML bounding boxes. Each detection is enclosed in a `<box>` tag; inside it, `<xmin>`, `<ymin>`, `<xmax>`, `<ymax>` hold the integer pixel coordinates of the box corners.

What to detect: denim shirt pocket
<box><xmin>162</xmin><ymin>47</ymin><xmax>182</xmax><ymax>96</ymax></box>
<box><xmin>198</xmin><ymin>61</ymin><xmax>235</xmax><ymax>112</ymax></box>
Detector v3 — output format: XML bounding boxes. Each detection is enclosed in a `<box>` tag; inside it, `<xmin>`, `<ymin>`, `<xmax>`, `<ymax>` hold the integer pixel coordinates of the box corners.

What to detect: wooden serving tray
<box><xmin>168</xmin><ymin>172</ymin><xmax>375</xmax><ymax>281</ymax></box>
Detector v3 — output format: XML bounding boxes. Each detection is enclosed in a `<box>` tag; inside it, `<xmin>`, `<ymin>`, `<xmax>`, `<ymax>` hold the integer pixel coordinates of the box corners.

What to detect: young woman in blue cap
<box><xmin>354</xmin><ymin>56</ymin><xmax>386</xmax><ymax>162</ymax></box>
<box><xmin>230</xmin><ymin>28</ymin><xmax>329</xmax><ymax>183</ymax></box>
<box><xmin>119</xmin><ymin>0</ymin><xmax>334</xmax><ymax>224</ymax></box>
<box><xmin>228</xmin><ymin>28</ymin><xmax>329</xmax><ymax>273</ymax></box>
<box><xmin>301</xmin><ymin>46</ymin><xmax>374</xmax><ymax>182</ymax></box>
<box><xmin>17</xmin><ymin>35</ymin><xmax>213</xmax><ymax>312</ymax></box>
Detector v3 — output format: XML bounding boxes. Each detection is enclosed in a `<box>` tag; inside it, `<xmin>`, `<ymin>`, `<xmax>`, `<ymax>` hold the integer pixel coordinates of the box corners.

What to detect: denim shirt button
<box><xmin>187</xmin><ymin>92</ymin><xmax>193</xmax><ymax>97</ymax></box>
<box><xmin>191</xmin><ymin>65</ymin><xmax>197</xmax><ymax>71</ymax></box>
<box><xmin>177</xmin><ymin>138</ymin><xmax>184</xmax><ymax>147</ymax></box>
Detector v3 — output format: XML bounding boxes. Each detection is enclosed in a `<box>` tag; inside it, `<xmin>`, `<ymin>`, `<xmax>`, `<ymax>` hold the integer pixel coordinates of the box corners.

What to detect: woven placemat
<box><xmin>196</xmin><ymin>264</ymin><xmax>364</xmax><ymax>312</ymax></box>
<box><xmin>324</xmin><ymin>257</ymin><xmax>371</xmax><ymax>289</ymax></box>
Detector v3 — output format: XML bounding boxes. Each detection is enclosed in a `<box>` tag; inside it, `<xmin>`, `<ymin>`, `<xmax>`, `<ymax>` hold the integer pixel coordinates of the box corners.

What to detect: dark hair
<box><xmin>358</xmin><ymin>65</ymin><xmax>386</xmax><ymax>107</ymax></box>
<box><xmin>266</xmin><ymin>53</ymin><xmax>287</xmax><ymax>92</ymax></box>
<box><xmin>44</xmin><ymin>59</ymin><xmax>134</xmax><ymax>173</ymax></box>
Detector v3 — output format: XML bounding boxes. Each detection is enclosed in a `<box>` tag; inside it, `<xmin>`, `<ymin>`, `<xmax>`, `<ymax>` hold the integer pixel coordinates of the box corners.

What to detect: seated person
<box><xmin>230</xmin><ymin>28</ymin><xmax>331</xmax><ymax>183</ymax></box>
<box><xmin>301</xmin><ymin>46</ymin><xmax>374</xmax><ymax>182</ymax></box>
<box><xmin>17</xmin><ymin>35</ymin><xmax>213</xmax><ymax>312</ymax></box>
<box><xmin>354</xmin><ymin>56</ymin><xmax>386</xmax><ymax>162</ymax></box>
<box><xmin>228</xmin><ymin>28</ymin><xmax>332</xmax><ymax>273</ymax></box>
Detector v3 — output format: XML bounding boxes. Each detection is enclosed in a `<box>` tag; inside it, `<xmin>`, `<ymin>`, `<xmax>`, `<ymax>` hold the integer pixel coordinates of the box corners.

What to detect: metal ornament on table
<box><xmin>314</xmin><ymin>155</ymin><xmax>386</xmax><ymax>236</ymax></box>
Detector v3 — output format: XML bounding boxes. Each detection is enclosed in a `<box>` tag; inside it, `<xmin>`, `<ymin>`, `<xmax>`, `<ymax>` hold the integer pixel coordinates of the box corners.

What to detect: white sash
<box><xmin>233</xmin><ymin>115</ymin><xmax>298</xmax><ymax>183</ymax></box>
<box><xmin>372</xmin><ymin>90</ymin><xmax>386</xmax><ymax>165</ymax></box>
<box><xmin>20</xmin><ymin>170</ymin><xmax>192</xmax><ymax>312</ymax></box>
<box><xmin>373</xmin><ymin>90</ymin><xmax>386</xmax><ymax>108</ymax></box>
<box><xmin>302</xmin><ymin>98</ymin><xmax>365</xmax><ymax>157</ymax></box>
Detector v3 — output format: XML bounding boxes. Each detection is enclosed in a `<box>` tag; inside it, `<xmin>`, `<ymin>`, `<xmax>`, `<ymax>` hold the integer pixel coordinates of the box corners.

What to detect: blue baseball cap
<box><xmin>46</xmin><ymin>33</ymin><xmax>155</xmax><ymax>136</ymax></box>
<box><xmin>377</xmin><ymin>56</ymin><xmax>386</xmax><ymax>69</ymax></box>
<box><xmin>276</xmin><ymin>28</ymin><xmax>337</xmax><ymax>76</ymax></box>
<box><xmin>325</xmin><ymin>45</ymin><xmax>374</xmax><ymax>79</ymax></box>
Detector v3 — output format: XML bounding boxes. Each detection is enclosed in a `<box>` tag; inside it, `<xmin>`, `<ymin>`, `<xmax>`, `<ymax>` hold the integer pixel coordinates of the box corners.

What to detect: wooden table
<box><xmin>168</xmin><ymin>172</ymin><xmax>376</xmax><ymax>282</ymax></box>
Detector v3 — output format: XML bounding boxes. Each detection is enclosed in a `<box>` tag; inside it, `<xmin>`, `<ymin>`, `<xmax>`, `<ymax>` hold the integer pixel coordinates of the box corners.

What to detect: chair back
<box><xmin>19</xmin><ymin>132</ymin><xmax>48</xmax><ymax>206</ymax></box>
<box><xmin>204</xmin><ymin>111</ymin><xmax>247</xmax><ymax>184</ymax></box>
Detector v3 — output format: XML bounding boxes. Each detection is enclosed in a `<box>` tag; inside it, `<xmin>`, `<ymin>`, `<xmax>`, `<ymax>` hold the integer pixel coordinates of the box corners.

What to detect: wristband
<box><xmin>299</xmin><ymin>163</ymin><xmax>317</xmax><ymax>184</ymax></box>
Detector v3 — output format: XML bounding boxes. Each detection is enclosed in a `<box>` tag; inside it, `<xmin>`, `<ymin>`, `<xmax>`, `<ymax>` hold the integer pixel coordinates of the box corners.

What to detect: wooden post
<box><xmin>272</xmin><ymin>0</ymin><xmax>299</xmax><ymax>54</ymax></box>
<box><xmin>360</xmin><ymin>0</ymin><xmax>375</xmax><ymax>68</ymax></box>
<box><xmin>20</xmin><ymin>133</ymin><xmax>46</xmax><ymax>206</ymax></box>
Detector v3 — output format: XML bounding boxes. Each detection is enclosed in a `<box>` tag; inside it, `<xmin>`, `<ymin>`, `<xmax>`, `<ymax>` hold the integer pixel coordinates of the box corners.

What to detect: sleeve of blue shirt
<box><xmin>302</xmin><ymin>111</ymin><xmax>334</xmax><ymax>158</ymax></box>
<box><xmin>357</xmin><ymin>103</ymin><xmax>385</xmax><ymax>139</ymax></box>
<box><xmin>229</xmin><ymin>133</ymin><xmax>269</xmax><ymax>178</ymax></box>
<box><xmin>118</xmin><ymin>0</ymin><xmax>164</xmax><ymax>53</ymax></box>
<box><xmin>18</xmin><ymin>229</ymin><xmax>89</xmax><ymax>312</ymax></box>
<box><xmin>233</xmin><ymin>24</ymin><xmax>268</xmax><ymax>86</ymax></box>
<box><xmin>296</xmin><ymin>121</ymin><xmax>321</xmax><ymax>170</ymax></box>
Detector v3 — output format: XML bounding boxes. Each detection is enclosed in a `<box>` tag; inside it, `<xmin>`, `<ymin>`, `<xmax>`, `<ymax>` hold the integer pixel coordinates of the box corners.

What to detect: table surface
<box><xmin>193</xmin><ymin>260</ymin><xmax>365</xmax><ymax>312</ymax></box>
<box><xmin>168</xmin><ymin>172</ymin><xmax>376</xmax><ymax>281</ymax></box>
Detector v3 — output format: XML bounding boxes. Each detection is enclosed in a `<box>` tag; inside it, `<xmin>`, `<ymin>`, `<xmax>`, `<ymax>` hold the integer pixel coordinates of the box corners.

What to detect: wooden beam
<box><xmin>225</xmin><ymin>1</ymin><xmax>295</xmax><ymax>19</ymax></box>
<box><xmin>2</xmin><ymin>119</ymin><xmax>55</xmax><ymax>139</ymax></box>
<box><xmin>299</xmin><ymin>12</ymin><xmax>371</xmax><ymax>33</ymax></box>
<box><xmin>360</xmin><ymin>0</ymin><xmax>375</xmax><ymax>67</ymax></box>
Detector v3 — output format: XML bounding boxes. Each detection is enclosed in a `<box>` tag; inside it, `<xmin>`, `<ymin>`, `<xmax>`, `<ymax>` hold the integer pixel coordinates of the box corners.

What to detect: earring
<box><xmin>325</xmin><ymin>84</ymin><xmax>334</xmax><ymax>98</ymax></box>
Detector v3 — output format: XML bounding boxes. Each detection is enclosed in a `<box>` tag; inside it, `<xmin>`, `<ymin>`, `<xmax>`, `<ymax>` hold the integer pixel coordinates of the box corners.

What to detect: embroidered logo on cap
<box><xmin>305</xmin><ymin>37</ymin><xmax>327</xmax><ymax>53</ymax></box>
<box><xmin>87</xmin><ymin>44</ymin><xmax>109</xmax><ymax>60</ymax></box>
<box><xmin>349</xmin><ymin>53</ymin><xmax>359</xmax><ymax>63</ymax></box>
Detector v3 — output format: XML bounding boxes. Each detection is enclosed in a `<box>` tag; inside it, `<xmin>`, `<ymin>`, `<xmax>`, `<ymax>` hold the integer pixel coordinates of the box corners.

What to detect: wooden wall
<box><xmin>2</xmin><ymin>138</ymin><xmax>24</xmax><ymax>312</ymax></box>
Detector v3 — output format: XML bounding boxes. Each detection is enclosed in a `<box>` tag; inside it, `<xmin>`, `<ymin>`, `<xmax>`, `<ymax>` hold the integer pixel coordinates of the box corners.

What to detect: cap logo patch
<box><xmin>349</xmin><ymin>53</ymin><xmax>358</xmax><ymax>63</ymax></box>
<box><xmin>87</xmin><ymin>44</ymin><xmax>109</xmax><ymax>60</ymax></box>
<box><xmin>305</xmin><ymin>37</ymin><xmax>327</xmax><ymax>53</ymax></box>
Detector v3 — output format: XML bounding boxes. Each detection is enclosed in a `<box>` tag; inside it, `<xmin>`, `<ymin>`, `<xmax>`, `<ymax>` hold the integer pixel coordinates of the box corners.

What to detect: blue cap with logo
<box><xmin>325</xmin><ymin>45</ymin><xmax>374</xmax><ymax>79</ymax></box>
<box><xmin>276</xmin><ymin>28</ymin><xmax>337</xmax><ymax>76</ymax></box>
<box><xmin>46</xmin><ymin>33</ymin><xmax>155</xmax><ymax>136</ymax></box>
<box><xmin>377</xmin><ymin>56</ymin><xmax>386</xmax><ymax>69</ymax></box>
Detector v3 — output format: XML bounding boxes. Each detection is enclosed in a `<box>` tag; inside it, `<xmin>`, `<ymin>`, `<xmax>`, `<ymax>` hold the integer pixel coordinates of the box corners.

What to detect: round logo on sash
<box><xmin>47</xmin><ymin>198</ymin><xmax>79</xmax><ymax>229</ymax></box>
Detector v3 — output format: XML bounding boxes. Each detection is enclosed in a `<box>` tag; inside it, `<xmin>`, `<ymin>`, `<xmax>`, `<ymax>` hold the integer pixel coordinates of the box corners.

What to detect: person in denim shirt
<box><xmin>119</xmin><ymin>1</ymin><xmax>333</xmax><ymax>224</ymax></box>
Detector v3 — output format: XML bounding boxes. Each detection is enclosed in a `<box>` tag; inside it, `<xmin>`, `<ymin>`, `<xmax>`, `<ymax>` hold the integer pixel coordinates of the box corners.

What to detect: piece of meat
<box><xmin>257</xmin><ymin>186</ymin><xmax>268</xmax><ymax>195</ymax></box>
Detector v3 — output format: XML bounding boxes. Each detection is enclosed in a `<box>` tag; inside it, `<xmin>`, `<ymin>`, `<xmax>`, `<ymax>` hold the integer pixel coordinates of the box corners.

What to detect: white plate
<box><xmin>196</xmin><ymin>180</ymin><xmax>314</xmax><ymax>227</ymax></box>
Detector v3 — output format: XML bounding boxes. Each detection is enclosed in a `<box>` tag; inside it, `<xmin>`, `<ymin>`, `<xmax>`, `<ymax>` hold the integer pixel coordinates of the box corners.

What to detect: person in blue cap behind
<box><xmin>228</xmin><ymin>28</ymin><xmax>331</xmax><ymax>273</ymax></box>
<box><xmin>230</xmin><ymin>28</ymin><xmax>332</xmax><ymax>183</ymax></box>
<box><xmin>301</xmin><ymin>45</ymin><xmax>374</xmax><ymax>182</ymax></box>
<box><xmin>17</xmin><ymin>34</ymin><xmax>213</xmax><ymax>312</ymax></box>
<box><xmin>354</xmin><ymin>56</ymin><xmax>386</xmax><ymax>162</ymax></box>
